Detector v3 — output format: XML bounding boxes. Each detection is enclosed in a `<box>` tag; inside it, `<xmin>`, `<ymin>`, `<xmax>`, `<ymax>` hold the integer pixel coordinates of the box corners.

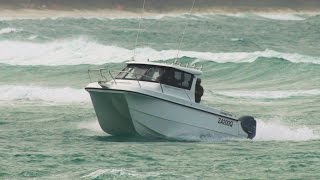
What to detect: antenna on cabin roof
<box><xmin>174</xmin><ymin>0</ymin><xmax>196</xmax><ymax>64</ymax></box>
<box><xmin>132</xmin><ymin>0</ymin><xmax>146</xmax><ymax>61</ymax></box>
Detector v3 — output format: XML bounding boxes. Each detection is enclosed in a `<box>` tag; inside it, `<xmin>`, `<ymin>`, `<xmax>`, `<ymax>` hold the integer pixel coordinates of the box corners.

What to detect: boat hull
<box><xmin>86</xmin><ymin>88</ymin><xmax>250</xmax><ymax>140</ymax></box>
<box><xmin>87</xmin><ymin>89</ymin><xmax>136</xmax><ymax>136</ymax></box>
<box><xmin>126</xmin><ymin>92</ymin><xmax>247</xmax><ymax>140</ymax></box>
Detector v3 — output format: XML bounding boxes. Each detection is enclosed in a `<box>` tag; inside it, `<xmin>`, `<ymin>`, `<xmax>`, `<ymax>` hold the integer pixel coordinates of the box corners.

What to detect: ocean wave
<box><xmin>81</xmin><ymin>168</ymin><xmax>160</xmax><ymax>179</ymax></box>
<box><xmin>255</xmin><ymin>120</ymin><xmax>319</xmax><ymax>141</ymax></box>
<box><xmin>223</xmin><ymin>13</ymin><xmax>309</xmax><ymax>21</ymax></box>
<box><xmin>169</xmin><ymin>12</ymin><xmax>317</xmax><ymax>21</ymax></box>
<box><xmin>255</xmin><ymin>13</ymin><xmax>306</xmax><ymax>21</ymax></box>
<box><xmin>214</xmin><ymin>89</ymin><xmax>320</xmax><ymax>99</ymax></box>
<box><xmin>0</xmin><ymin>39</ymin><xmax>319</xmax><ymax>65</ymax></box>
<box><xmin>27</xmin><ymin>35</ymin><xmax>39</xmax><ymax>40</ymax></box>
<box><xmin>1</xmin><ymin>0</ymin><xmax>320</xmax><ymax>14</ymax></box>
<box><xmin>0</xmin><ymin>85</ymin><xmax>89</xmax><ymax>103</ymax></box>
<box><xmin>0</xmin><ymin>11</ymin><xmax>319</xmax><ymax>21</ymax></box>
<box><xmin>0</xmin><ymin>28</ymin><xmax>22</xmax><ymax>35</ymax></box>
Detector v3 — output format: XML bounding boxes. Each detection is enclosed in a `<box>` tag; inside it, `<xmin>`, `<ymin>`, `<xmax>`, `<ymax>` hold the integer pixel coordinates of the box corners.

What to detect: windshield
<box><xmin>116</xmin><ymin>64</ymin><xmax>160</xmax><ymax>81</ymax></box>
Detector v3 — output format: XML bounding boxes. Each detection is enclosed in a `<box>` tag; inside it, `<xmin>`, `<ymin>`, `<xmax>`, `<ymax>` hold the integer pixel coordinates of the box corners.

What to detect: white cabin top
<box><xmin>126</xmin><ymin>61</ymin><xmax>202</xmax><ymax>76</ymax></box>
<box><xmin>87</xmin><ymin>60</ymin><xmax>205</xmax><ymax>104</ymax></box>
<box><xmin>87</xmin><ymin>60</ymin><xmax>205</xmax><ymax>103</ymax></box>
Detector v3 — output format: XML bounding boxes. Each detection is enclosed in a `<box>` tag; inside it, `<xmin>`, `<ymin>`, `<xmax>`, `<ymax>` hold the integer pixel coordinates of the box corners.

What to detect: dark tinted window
<box><xmin>116</xmin><ymin>65</ymin><xmax>194</xmax><ymax>90</ymax></box>
<box><xmin>160</xmin><ymin>68</ymin><xmax>193</xmax><ymax>90</ymax></box>
<box><xmin>141</xmin><ymin>66</ymin><xmax>163</xmax><ymax>82</ymax></box>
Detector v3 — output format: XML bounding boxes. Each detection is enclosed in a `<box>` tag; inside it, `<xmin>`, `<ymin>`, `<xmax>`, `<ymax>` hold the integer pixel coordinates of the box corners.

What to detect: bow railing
<box><xmin>87</xmin><ymin>68</ymin><xmax>164</xmax><ymax>93</ymax></box>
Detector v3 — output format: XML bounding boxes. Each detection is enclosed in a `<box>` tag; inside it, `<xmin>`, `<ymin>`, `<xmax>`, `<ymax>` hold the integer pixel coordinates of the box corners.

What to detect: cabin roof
<box><xmin>126</xmin><ymin>61</ymin><xmax>202</xmax><ymax>75</ymax></box>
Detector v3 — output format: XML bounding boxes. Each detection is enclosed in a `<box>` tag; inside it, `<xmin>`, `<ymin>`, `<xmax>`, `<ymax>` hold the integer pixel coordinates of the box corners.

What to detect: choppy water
<box><xmin>1</xmin><ymin>12</ymin><xmax>320</xmax><ymax>179</ymax></box>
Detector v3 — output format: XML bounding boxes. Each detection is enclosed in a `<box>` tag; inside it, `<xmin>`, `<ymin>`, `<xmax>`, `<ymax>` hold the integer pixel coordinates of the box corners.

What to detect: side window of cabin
<box><xmin>161</xmin><ymin>68</ymin><xmax>193</xmax><ymax>90</ymax></box>
<box><xmin>128</xmin><ymin>66</ymin><xmax>149</xmax><ymax>79</ymax></box>
<box><xmin>141</xmin><ymin>66</ymin><xmax>162</xmax><ymax>82</ymax></box>
<box><xmin>116</xmin><ymin>65</ymin><xmax>194</xmax><ymax>89</ymax></box>
<box><xmin>174</xmin><ymin>71</ymin><xmax>182</xmax><ymax>83</ymax></box>
<box><xmin>182</xmin><ymin>73</ymin><xmax>193</xmax><ymax>89</ymax></box>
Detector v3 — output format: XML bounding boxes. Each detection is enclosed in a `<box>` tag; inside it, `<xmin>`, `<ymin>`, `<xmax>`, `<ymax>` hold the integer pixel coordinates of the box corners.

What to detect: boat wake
<box><xmin>78</xmin><ymin>120</ymin><xmax>104</xmax><ymax>133</ymax></box>
<box><xmin>78</xmin><ymin>118</ymin><xmax>319</xmax><ymax>142</ymax></box>
<box><xmin>175</xmin><ymin>120</ymin><xmax>319</xmax><ymax>142</ymax></box>
<box><xmin>254</xmin><ymin>120</ymin><xmax>319</xmax><ymax>141</ymax></box>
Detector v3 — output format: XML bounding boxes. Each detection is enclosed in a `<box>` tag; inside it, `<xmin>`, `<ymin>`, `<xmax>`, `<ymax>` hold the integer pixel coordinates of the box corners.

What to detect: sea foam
<box><xmin>0</xmin><ymin>11</ymin><xmax>318</xmax><ymax>21</ymax></box>
<box><xmin>78</xmin><ymin>120</ymin><xmax>104</xmax><ymax>133</ymax></box>
<box><xmin>255</xmin><ymin>120</ymin><xmax>319</xmax><ymax>141</ymax></box>
<box><xmin>82</xmin><ymin>168</ymin><xmax>160</xmax><ymax>179</ymax></box>
<box><xmin>214</xmin><ymin>89</ymin><xmax>320</xmax><ymax>99</ymax></box>
<box><xmin>0</xmin><ymin>85</ymin><xmax>89</xmax><ymax>103</ymax></box>
<box><xmin>0</xmin><ymin>28</ymin><xmax>21</xmax><ymax>35</ymax></box>
<box><xmin>255</xmin><ymin>13</ymin><xmax>306</xmax><ymax>21</ymax></box>
<box><xmin>0</xmin><ymin>39</ymin><xmax>319</xmax><ymax>65</ymax></box>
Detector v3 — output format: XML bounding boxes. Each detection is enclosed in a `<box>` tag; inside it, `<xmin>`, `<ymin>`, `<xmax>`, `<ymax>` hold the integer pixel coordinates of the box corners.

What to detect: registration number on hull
<box><xmin>218</xmin><ymin>117</ymin><xmax>233</xmax><ymax>127</ymax></box>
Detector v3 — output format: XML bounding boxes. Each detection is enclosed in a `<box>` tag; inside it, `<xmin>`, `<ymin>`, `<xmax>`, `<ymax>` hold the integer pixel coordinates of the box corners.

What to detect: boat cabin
<box><xmin>115</xmin><ymin>62</ymin><xmax>204</xmax><ymax>103</ymax></box>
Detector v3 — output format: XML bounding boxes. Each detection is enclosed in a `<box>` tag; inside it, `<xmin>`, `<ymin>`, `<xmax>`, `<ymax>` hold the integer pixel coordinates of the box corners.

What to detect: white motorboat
<box><xmin>85</xmin><ymin>61</ymin><xmax>256</xmax><ymax>140</ymax></box>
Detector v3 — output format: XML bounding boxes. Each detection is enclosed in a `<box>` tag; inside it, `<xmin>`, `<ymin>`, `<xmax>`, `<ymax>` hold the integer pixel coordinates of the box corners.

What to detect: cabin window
<box><xmin>182</xmin><ymin>73</ymin><xmax>193</xmax><ymax>89</ymax></box>
<box><xmin>160</xmin><ymin>68</ymin><xmax>193</xmax><ymax>90</ymax></box>
<box><xmin>125</xmin><ymin>65</ymin><xmax>149</xmax><ymax>80</ymax></box>
<box><xmin>116</xmin><ymin>66</ymin><xmax>132</xmax><ymax>79</ymax></box>
<box><xmin>116</xmin><ymin>64</ymin><xmax>149</xmax><ymax>80</ymax></box>
<box><xmin>141</xmin><ymin>66</ymin><xmax>163</xmax><ymax>82</ymax></box>
<box><xmin>115</xmin><ymin>64</ymin><xmax>194</xmax><ymax>90</ymax></box>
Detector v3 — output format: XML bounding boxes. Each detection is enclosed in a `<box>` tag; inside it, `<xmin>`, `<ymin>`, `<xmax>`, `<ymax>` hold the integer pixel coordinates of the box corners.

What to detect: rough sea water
<box><xmin>1</xmin><ymin>12</ymin><xmax>320</xmax><ymax>179</ymax></box>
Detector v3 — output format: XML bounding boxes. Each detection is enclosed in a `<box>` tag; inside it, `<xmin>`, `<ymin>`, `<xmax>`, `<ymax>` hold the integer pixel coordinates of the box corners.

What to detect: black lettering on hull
<box><xmin>218</xmin><ymin>117</ymin><xmax>233</xmax><ymax>127</ymax></box>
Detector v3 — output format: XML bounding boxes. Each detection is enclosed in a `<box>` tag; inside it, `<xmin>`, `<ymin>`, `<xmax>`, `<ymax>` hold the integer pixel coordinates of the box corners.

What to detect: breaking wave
<box><xmin>81</xmin><ymin>168</ymin><xmax>160</xmax><ymax>179</ymax></box>
<box><xmin>0</xmin><ymin>85</ymin><xmax>89</xmax><ymax>103</ymax></box>
<box><xmin>255</xmin><ymin>13</ymin><xmax>306</xmax><ymax>21</ymax></box>
<box><xmin>214</xmin><ymin>89</ymin><xmax>320</xmax><ymax>99</ymax></box>
<box><xmin>0</xmin><ymin>39</ymin><xmax>319</xmax><ymax>65</ymax></box>
<box><xmin>0</xmin><ymin>28</ymin><xmax>22</xmax><ymax>35</ymax></box>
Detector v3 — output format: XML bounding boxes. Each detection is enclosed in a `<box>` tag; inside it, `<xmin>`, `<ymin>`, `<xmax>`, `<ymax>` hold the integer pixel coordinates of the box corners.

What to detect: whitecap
<box><xmin>0</xmin><ymin>38</ymin><xmax>319</xmax><ymax>65</ymax></box>
<box><xmin>214</xmin><ymin>89</ymin><xmax>320</xmax><ymax>99</ymax></box>
<box><xmin>81</xmin><ymin>168</ymin><xmax>160</xmax><ymax>179</ymax></box>
<box><xmin>27</xmin><ymin>35</ymin><xmax>39</xmax><ymax>40</ymax></box>
<box><xmin>256</xmin><ymin>13</ymin><xmax>306</xmax><ymax>21</ymax></box>
<box><xmin>0</xmin><ymin>85</ymin><xmax>90</xmax><ymax>103</ymax></box>
<box><xmin>0</xmin><ymin>28</ymin><xmax>21</xmax><ymax>35</ymax></box>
